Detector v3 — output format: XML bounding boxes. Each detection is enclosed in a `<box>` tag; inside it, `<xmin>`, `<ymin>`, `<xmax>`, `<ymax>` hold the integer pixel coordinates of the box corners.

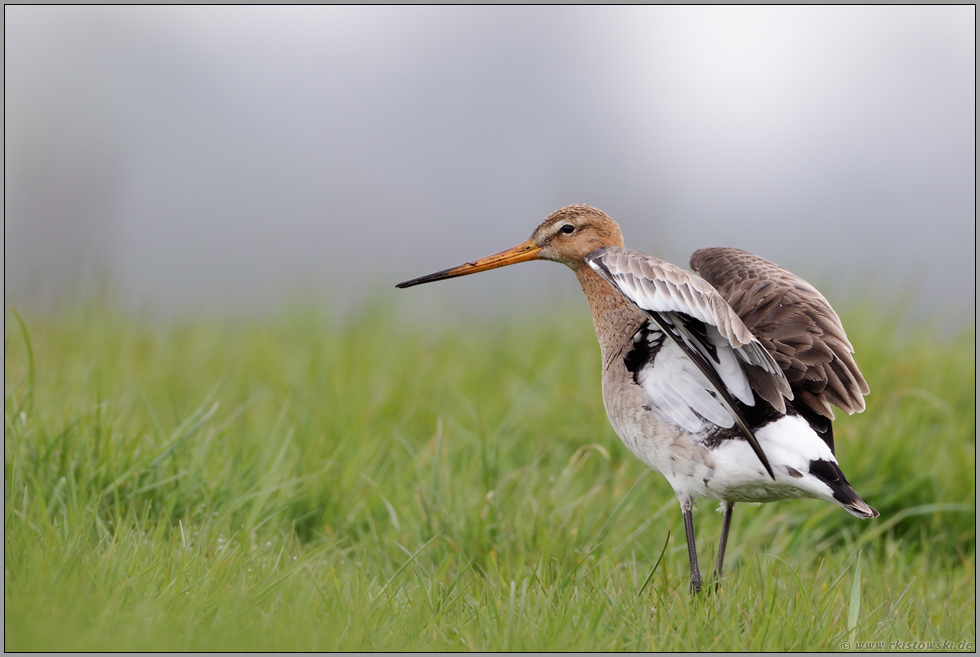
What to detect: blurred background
<box><xmin>5</xmin><ymin>6</ymin><xmax>975</xmax><ymax>323</ymax></box>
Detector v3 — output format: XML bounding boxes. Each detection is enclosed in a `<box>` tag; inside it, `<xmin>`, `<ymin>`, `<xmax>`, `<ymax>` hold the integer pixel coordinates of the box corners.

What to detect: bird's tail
<box><xmin>808</xmin><ymin>458</ymin><xmax>879</xmax><ymax>519</ymax></box>
<box><xmin>840</xmin><ymin>494</ymin><xmax>879</xmax><ymax>519</ymax></box>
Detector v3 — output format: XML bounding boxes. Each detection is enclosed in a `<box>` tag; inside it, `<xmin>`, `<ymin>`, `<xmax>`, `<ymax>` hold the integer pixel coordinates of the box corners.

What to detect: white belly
<box><xmin>608</xmin><ymin>404</ymin><xmax>840</xmax><ymax>508</ymax></box>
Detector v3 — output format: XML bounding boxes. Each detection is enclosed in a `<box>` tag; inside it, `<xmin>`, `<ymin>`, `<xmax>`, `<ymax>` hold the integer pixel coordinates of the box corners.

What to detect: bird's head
<box><xmin>396</xmin><ymin>204</ymin><xmax>624</xmax><ymax>288</ymax></box>
<box><xmin>530</xmin><ymin>205</ymin><xmax>625</xmax><ymax>266</ymax></box>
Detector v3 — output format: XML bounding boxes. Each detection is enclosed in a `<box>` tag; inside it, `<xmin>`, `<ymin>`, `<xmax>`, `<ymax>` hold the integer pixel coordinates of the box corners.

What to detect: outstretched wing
<box><xmin>690</xmin><ymin>247</ymin><xmax>869</xmax><ymax>424</ymax></box>
<box><xmin>587</xmin><ymin>246</ymin><xmax>794</xmax><ymax>479</ymax></box>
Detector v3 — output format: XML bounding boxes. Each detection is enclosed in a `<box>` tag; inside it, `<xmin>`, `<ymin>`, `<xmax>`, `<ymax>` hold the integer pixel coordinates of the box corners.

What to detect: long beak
<box><xmin>396</xmin><ymin>240</ymin><xmax>542</xmax><ymax>288</ymax></box>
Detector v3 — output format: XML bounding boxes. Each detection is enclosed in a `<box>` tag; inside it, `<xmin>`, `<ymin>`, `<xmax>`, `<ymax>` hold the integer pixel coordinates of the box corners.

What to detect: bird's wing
<box><xmin>587</xmin><ymin>246</ymin><xmax>794</xmax><ymax>479</ymax></box>
<box><xmin>689</xmin><ymin>247</ymin><xmax>869</xmax><ymax>423</ymax></box>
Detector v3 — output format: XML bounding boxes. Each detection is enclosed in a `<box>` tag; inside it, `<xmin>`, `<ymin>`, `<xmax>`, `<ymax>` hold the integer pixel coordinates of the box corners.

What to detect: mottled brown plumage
<box><xmin>690</xmin><ymin>247</ymin><xmax>870</xmax><ymax>421</ymax></box>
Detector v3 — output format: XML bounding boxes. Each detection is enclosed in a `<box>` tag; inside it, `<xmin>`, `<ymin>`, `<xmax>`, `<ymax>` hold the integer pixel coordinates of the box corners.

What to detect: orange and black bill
<box><xmin>396</xmin><ymin>240</ymin><xmax>541</xmax><ymax>288</ymax></box>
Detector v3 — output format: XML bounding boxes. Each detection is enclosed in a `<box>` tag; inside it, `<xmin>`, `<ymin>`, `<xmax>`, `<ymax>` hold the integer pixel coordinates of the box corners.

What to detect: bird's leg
<box><xmin>714</xmin><ymin>501</ymin><xmax>735</xmax><ymax>591</ymax></box>
<box><xmin>681</xmin><ymin>499</ymin><xmax>702</xmax><ymax>595</ymax></box>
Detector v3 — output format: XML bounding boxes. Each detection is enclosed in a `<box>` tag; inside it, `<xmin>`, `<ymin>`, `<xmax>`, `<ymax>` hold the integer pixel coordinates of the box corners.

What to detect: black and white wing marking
<box><xmin>625</xmin><ymin>325</ymin><xmax>748</xmax><ymax>431</ymax></box>
<box><xmin>587</xmin><ymin>246</ymin><xmax>794</xmax><ymax>479</ymax></box>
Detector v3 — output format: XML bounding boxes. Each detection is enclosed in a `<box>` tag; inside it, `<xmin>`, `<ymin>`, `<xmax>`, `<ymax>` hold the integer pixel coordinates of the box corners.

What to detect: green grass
<box><xmin>4</xmin><ymin>298</ymin><xmax>976</xmax><ymax>651</ymax></box>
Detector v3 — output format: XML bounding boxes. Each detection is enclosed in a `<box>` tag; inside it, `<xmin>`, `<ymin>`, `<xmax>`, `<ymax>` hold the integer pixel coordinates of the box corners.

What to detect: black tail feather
<box><xmin>809</xmin><ymin>459</ymin><xmax>878</xmax><ymax>518</ymax></box>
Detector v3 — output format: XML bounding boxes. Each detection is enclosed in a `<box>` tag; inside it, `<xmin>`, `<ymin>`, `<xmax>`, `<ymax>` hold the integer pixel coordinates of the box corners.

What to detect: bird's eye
<box><xmin>560</xmin><ymin>224</ymin><xmax>575</xmax><ymax>234</ymax></box>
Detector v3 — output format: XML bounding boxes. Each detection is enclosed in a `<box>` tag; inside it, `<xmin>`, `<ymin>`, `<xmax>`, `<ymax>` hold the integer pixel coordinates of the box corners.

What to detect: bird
<box><xmin>396</xmin><ymin>204</ymin><xmax>878</xmax><ymax>594</ymax></box>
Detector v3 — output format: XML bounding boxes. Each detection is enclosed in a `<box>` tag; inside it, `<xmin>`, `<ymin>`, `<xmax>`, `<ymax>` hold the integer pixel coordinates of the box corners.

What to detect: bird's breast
<box><xmin>601</xmin><ymin>353</ymin><xmax>711</xmax><ymax>481</ymax></box>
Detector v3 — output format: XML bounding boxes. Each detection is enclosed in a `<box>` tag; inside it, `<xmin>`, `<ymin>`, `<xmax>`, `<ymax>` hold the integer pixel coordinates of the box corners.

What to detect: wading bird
<box><xmin>397</xmin><ymin>205</ymin><xmax>877</xmax><ymax>594</ymax></box>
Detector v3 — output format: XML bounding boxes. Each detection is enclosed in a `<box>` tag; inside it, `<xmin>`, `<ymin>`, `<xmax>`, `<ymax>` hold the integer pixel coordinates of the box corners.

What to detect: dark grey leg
<box><xmin>714</xmin><ymin>501</ymin><xmax>735</xmax><ymax>589</ymax></box>
<box><xmin>682</xmin><ymin>500</ymin><xmax>701</xmax><ymax>595</ymax></box>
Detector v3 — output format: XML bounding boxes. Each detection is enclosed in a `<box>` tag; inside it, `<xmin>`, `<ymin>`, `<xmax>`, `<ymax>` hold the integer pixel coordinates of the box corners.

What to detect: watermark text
<box><xmin>841</xmin><ymin>640</ymin><xmax>974</xmax><ymax>651</ymax></box>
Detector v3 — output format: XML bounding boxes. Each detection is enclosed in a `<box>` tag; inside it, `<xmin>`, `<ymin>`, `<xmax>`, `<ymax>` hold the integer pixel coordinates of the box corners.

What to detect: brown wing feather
<box><xmin>690</xmin><ymin>247</ymin><xmax>869</xmax><ymax>420</ymax></box>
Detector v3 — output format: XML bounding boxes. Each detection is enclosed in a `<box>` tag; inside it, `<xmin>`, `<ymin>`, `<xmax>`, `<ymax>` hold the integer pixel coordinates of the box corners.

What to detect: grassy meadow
<box><xmin>4</xmin><ymin>297</ymin><xmax>976</xmax><ymax>651</ymax></box>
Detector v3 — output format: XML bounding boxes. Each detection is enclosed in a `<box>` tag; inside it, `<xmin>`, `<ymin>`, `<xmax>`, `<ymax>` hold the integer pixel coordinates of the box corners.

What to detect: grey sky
<box><xmin>5</xmin><ymin>7</ymin><xmax>975</xmax><ymax>323</ymax></box>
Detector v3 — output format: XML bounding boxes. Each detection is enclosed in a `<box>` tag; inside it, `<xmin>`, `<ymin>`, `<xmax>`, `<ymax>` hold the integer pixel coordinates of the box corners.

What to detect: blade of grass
<box><xmin>634</xmin><ymin>529</ymin><xmax>670</xmax><ymax>602</ymax></box>
<box><xmin>8</xmin><ymin>307</ymin><xmax>35</xmax><ymax>416</ymax></box>
<box><xmin>375</xmin><ymin>533</ymin><xmax>440</xmax><ymax>601</ymax></box>
<box><xmin>847</xmin><ymin>551</ymin><xmax>862</xmax><ymax>644</ymax></box>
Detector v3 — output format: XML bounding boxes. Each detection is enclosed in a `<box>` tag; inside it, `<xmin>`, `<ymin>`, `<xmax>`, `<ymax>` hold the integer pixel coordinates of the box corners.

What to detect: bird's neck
<box><xmin>573</xmin><ymin>264</ymin><xmax>646</xmax><ymax>366</ymax></box>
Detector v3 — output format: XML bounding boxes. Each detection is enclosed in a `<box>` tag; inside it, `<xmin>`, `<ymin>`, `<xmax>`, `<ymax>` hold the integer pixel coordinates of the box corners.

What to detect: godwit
<box><xmin>397</xmin><ymin>204</ymin><xmax>877</xmax><ymax>593</ymax></box>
